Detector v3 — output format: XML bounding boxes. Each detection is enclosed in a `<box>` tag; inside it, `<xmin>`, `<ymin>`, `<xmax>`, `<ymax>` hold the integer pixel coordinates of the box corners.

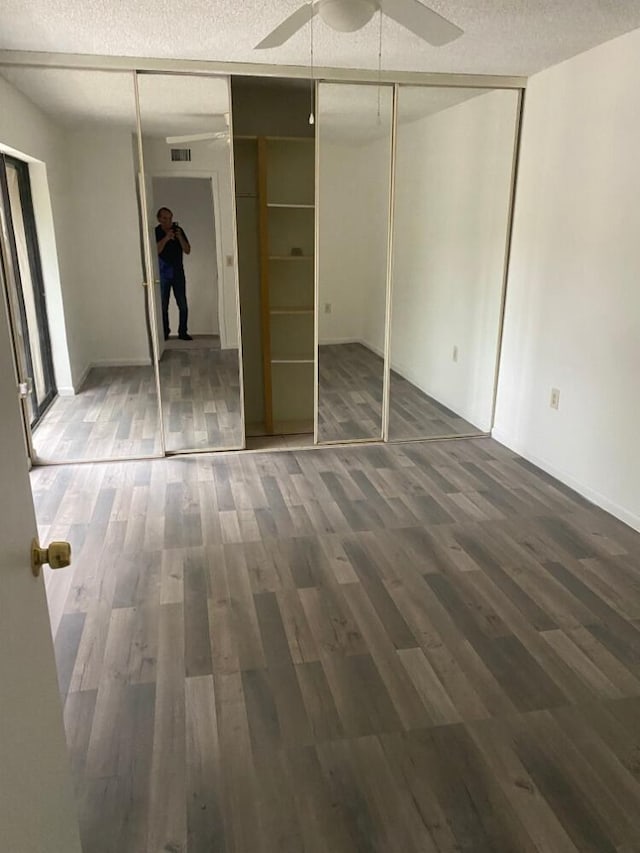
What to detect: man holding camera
<box><xmin>156</xmin><ymin>206</ymin><xmax>192</xmax><ymax>341</ymax></box>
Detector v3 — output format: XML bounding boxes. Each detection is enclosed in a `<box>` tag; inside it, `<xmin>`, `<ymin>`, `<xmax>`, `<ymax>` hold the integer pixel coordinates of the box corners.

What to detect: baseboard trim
<box><xmin>91</xmin><ymin>358</ymin><xmax>152</xmax><ymax>368</ymax></box>
<box><xmin>71</xmin><ymin>359</ymin><xmax>152</xmax><ymax>394</ymax></box>
<box><xmin>72</xmin><ymin>363</ymin><xmax>91</xmax><ymax>395</ymax></box>
<box><xmin>491</xmin><ymin>428</ymin><xmax>640</xmax><ymax>533</ymax></box>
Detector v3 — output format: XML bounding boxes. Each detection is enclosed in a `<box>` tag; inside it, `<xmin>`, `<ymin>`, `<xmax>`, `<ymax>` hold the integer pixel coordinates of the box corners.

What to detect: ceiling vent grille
<box><xmin>170</xmin><ymin>148</ymin><xmax>191</xmax><ymax>162</ymax></box>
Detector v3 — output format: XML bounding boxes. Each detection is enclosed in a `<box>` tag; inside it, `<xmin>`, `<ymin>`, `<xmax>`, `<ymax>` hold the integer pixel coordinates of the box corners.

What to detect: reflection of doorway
<box><xmin>0</xmin><ymin>154</ymin><xmax>56</xmax><ymax>428</ymax></box>
<box><xmin>151</xmin><ymin>175</ymin><xmax>221</xmax><ymax>341</ymax></box>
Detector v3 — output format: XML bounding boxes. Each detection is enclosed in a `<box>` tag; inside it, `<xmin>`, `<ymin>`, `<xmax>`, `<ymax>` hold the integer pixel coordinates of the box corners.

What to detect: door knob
<box><xmin>31</xmin><ymin>538</ymin><xmax>72</xmax><ymax>577</ymax></box>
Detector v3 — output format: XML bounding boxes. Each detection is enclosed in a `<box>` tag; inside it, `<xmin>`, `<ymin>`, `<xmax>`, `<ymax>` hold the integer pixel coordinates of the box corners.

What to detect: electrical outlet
<box><xmin>452</xmin><ymin>345</ymin><xmax>458</xmax><ymax>362</ymax></box>
<box><xmin>550</xmin><ymin>388</ymin><xmax>560</xmax><ymax>410</ymax></box>
<box><xmin>324</xmin><ymin>302</ymin><xmax>332</xmax><ymax>314</ymax></box>
<box><xmin>225</xmin><ymin>254</ymin><xmax>234</xmax><ymax>267</ymax></box>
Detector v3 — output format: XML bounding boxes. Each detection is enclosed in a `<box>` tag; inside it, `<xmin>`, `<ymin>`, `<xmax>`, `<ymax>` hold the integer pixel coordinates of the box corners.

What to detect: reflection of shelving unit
<box><xmin>258</xmin><ymin>137</ymin><xmax>315</xmax><ymax>434</ymax></box>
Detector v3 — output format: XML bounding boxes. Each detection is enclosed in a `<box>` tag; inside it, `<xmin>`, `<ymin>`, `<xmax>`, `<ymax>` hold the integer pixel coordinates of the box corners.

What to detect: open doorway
<box><xmin>151</xmin><ymin>175</ymin><xmax>222</xmax><ymax>347</ymax></box>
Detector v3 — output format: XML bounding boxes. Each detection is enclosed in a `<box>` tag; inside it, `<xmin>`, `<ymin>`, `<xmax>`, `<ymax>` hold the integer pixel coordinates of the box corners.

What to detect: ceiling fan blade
<box><xmin>255</xmin><ymin>3</ymin><xmax>318</xmax><ymax>49</ymax></box>
<box><xmin>166</xmin><ymin>131</ymin><xmax>227</xmax><ymax>144</ymax></box>
<box><xmin>380</xmin><ymin>0</ymin><xmax>462</xmax><ymax>45</ymax></box>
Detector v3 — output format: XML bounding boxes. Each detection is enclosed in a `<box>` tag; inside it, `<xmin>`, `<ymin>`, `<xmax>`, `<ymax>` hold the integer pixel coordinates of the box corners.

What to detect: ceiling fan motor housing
<box><xmin>318</xmin><ymin>0</ymin><xmax>378</xmax><ymax>32</ymax></box>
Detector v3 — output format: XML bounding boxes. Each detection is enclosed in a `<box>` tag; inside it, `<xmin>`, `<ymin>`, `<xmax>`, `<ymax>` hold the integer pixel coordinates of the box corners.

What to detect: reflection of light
<box><xmin>309</xmin><ymin>112</ymin><xmax>315</xmax><ymax>126</ymax></box>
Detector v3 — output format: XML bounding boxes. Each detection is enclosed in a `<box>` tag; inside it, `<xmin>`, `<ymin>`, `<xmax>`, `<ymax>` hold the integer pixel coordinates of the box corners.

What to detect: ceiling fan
<box><xmin>255</xmin><ymin>0</ymin><xmax>463</xmax><ymax>49</ymax></box>
<box><xmin>166</xmin><ymin>113</ymin><xmax>230</xmax><ymax>145</ymax></box>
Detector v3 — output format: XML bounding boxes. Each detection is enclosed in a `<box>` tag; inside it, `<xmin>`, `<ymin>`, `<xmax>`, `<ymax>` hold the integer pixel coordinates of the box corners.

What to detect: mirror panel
<box><xmin>389</xmin><ymin>86</ymin><xmax>520</xmax><ymax>440</ymax></box>
<box><xmin>316</xmin><ymin>82</ymin><xmax>393</xmax><ymax>443</ymax></box>
<box><xmin>137</xmin><ymin>73</ymin><xmax>244</xmax><ymax>452</ymax></box>
<box><xmin>0</xmin><ymin>67</ymin><xmax>162</xmax><ymax>461</ymax></box>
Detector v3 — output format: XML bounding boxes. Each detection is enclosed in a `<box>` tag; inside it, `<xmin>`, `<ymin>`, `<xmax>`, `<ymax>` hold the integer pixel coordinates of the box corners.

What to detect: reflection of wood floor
<box><xmin>159</xmin><ymin>345</ymin><xmax>243</xmax><ymax>452</ymax></box>
<box><xmin>33</xmin><ymin>345</ymin><xmax>243</xmax><ymax>461</ymax></box>
<box><xmin>34</xmin><ymin>365</ymin><xmax>162</xmax><ymax>461</ymax></box>
<box><xmin>37</xmin><ymin>437</ymin><xmax>640</xmax><ymax>853</ymax></box>
<box><xmin>318</xmin><ymin>343</ymin><xmax>384</xmax><ymax>441</ymax></box>
<box><xmin>318</xmin><ymin>343</ymin><xmax>477</xmax><ymax>442</ymax></box>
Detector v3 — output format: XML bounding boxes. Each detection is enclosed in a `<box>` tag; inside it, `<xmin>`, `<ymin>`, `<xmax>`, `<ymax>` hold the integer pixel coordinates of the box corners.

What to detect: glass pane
<box><xmin>0</xmin><ymin>172</ymin><xmax>35</xmax><ymax>425</ymax></box>
<box><xmin>0</xmin><ymin>66</ymin><xmax>163</xmax><ymax>461</ymax></box>
<box><xmin>5</xmin><ymin>164</ymin><xmax>48</xmax><ymax>407</ymax></box>
<box><xmin>137</xmin><ymin>73</ymin><xmax>244</xmax><ymax>452</ymax></box>
<box><xmin>389</xmin><ymin>87</ymin><xmax>519</xmax><ymax>439</ymax></box>
<box><xmin>317</xmin><ymin>83</ymin><xmax>393</xmax><ymax>442</ymax></box>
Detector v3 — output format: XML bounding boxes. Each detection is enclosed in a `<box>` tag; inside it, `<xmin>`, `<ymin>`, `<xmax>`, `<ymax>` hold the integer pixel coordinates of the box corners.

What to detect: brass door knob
<box><xmin>31</xmin><ymin>538</ymin><xmax>72</xmax><ymax>577</ymax></box>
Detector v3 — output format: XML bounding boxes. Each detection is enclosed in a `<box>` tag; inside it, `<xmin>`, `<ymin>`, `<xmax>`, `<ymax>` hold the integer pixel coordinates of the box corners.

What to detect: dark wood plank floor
<box><xmin>318</xmin><ymin>343</ymin><xmax>477</xmax><ymax>442</ymax></box>
<box><xmin>33</xmin><ymin>437</ymin><xmax>640</xmax><ymax>853</ymax></box>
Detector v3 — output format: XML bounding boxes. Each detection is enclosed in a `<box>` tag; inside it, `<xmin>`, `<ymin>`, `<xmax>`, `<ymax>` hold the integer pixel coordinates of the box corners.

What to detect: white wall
<box><xmin>143</xmin><ymin>137</ymin><xmax>238</xmax><ymax>348</ymax></box>
<box><xmin>0</xmin><ymin>75</ymin><xmax>76</xmax><ymax>392</ymax></box>
<box><xmin>0</xmin><ymin>76</ymin><xmax>151</xmax><ymax>391</ymax></box>
<box><xmin>317</xmin><ymin>136</ymin><xmax>390</xmax><ymax>351</ymax></box>
<box><xmin>65</xmin><ymin>127</ymin><xmax>150</xmax><ymax>375</ymax></box>
<box><xmin>494</xmin><ymin>27</ymin><xmax>640</xmax><ymax>531</ymax></box>
<box><xmin>391</xmin><ymin>89</ymin><xmax>519</xmax><ymax>432</ymax></box>
<box><xmin>152</xmin><ymin>176</ymin><xmax>219</xmax><ymax>336</ymax></box>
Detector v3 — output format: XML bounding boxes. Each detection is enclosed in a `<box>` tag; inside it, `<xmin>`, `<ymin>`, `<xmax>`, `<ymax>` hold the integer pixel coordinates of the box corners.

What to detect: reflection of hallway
<box><xmin>37</xmin><ymin>438</ymin><xmax>640</xmax><ymax>853</ymax></box>
<box><xmin>159</xmin><ymin>337</ymin><xmax>243</xmax><ymax>451</ymax></box>
<box><xmin>34</xmin><ymin>365</ymin><xmax>162</xmax><ymax>461</ymax></box>
<box><xmin>318</xmin><ymin>343</ymin><xmax>477</xmax><ymax>442</ymax></box>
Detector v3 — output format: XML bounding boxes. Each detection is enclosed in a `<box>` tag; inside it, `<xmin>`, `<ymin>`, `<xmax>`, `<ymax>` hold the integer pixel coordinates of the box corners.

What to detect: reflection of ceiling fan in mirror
<box><xmin>255</xmin><ymin>0</ymin><xmax>463</xmax><ymax>49</ymax></box>
<box><xmin>166</xmin><ymin>113</ymin><xmax>230</xmax><ymax>146</ymax></box>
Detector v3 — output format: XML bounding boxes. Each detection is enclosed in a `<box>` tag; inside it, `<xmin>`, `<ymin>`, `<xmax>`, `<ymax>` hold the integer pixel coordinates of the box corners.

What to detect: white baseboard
<box><xmin>491</xmin><ymin>428</ymin><xmax>640</xmax><ymax>533</ymax></box>
<box><xmin>318</xmin><ymin>337</ymin><xmax>360</xmax><ymax>346</ymax></box>
<box><xmin>91</xmin><ymin>358</ymin><xmax>151</xmax><ymax>368</ymax></box>
<box><xmin>57</xmin><ymin>386</ymin><xmax>76</xmax><ymax>397</ymax></box>
<box><xmin>72</xmin><ymin>363</ymin><xmax>91</xmax><ymax>395</ymax></box>
<box><xmin>71</xmin><ymin>359</ymin><xmax>151</xmax><ymax>394</ymax></box>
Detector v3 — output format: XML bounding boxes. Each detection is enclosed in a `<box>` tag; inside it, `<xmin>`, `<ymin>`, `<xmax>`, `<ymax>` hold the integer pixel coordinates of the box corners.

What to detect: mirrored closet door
<box><xmin>0</xmin><ymin>66</ymin><xmax>162</xmax><ymax>462</ymax></box>
<box><xmin>316</xmin><ymin>82</ymin><xmax>394</xmax><ymax>443</ymax></box>
<box><xmin>137</xmin><ymin>73</ymin><xmax>245</xmax><ymax>453</ymax></box>
<box><xmin>388</xmin><ymin>86</ymin><xmax>520</xmax><ymax>440</ymax></box>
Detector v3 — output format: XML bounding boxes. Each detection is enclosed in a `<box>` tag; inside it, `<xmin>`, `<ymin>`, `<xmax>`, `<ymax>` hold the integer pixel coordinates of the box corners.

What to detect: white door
<box><xmin>0</xmin><ymin>261</ymin><xmax>81</xmax><ymax>850</ymax></box>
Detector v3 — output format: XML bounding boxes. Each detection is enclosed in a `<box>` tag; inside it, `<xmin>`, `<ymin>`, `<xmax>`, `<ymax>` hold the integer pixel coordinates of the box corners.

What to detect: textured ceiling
<box><xmin>0</xmin><ymin>1</ymin><xmax>640</xmax><ymax>77</ymax></box>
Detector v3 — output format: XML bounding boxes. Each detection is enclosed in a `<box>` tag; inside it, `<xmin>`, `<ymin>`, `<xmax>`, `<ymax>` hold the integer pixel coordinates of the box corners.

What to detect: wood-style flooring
<box><xmin>34</xmin><ymin>437</ymin><xmax>640</xmax><ymax>853</ymax></box>
<box><xmin>33</xmin><ymin>365</ymin><xmax>163</xmax><ymax>462</ymax></box>
<box><xmin>159</xmin><ymin>344</ymin><xmax>243</xmax><ymax>452</ymax></box>
<box><xmin>318</xmin><ymin>343</ymin><xmax>477</xmax><ymax>442</ymax></box>
<box><xmin>33</xmin><ymin>345</ymin><xmax>244</xmax><ymax>461</ymax></box>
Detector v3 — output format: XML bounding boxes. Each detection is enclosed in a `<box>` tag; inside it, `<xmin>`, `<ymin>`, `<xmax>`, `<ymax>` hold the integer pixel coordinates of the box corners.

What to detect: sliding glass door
<box><xmin>0</xmin><ymin>154</ymin><xmax>56</xmax><ymax>427</ymax></box>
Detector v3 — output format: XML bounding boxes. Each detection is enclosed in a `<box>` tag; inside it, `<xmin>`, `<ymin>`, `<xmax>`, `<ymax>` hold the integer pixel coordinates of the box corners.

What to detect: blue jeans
<box><xmin>160</xmin><ymin>272</ymin><xmax>188</xmax><ymax>338</ymax></box>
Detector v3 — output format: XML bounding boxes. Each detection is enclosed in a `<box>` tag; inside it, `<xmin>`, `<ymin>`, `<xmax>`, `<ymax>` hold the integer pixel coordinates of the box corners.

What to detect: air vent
<box><xmin>170</xmin><ymin>148</ymin><xmax>191</xmax><ymax>162</ymax></box>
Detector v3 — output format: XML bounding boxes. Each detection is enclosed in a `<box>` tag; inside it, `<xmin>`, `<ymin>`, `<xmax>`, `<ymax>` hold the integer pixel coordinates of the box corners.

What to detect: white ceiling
<box><xmin>0</xmin><ymin>67</ymin><xmax>230</xmax><ymax>135</ymax></box>
<box><xmin>1</xmin><ymin>0</ymin><xmax>640</xmax><ymax>77</ymax></box>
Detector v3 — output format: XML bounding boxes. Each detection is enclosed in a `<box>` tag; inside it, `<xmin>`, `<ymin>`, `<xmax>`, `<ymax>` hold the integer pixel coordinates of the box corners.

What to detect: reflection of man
<box><xmin>155</xmin><ymin>206</ymin><xmax>192</xmax><ymax>341</ymax></box>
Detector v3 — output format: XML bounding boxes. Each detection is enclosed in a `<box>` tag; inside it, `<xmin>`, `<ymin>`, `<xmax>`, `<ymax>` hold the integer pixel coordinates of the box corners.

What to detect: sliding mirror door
<box><xmin>0</xmin><ymin>67</ymin><xmax>162</xmax><ymax>461</ymax></box>
<box><xmin>316</xmin><ymin>83</ymin><xmax>393</xmax><ymax>443</ymax></box>
<box><xmin>137</xmin><ymin>73</ymin><xmax>244</xmax><ymax>453</ymax></box>
<box><xmin>389</xmin><ymin>87</ymin><xmax>520</xmax><ymax>440</ymax></box>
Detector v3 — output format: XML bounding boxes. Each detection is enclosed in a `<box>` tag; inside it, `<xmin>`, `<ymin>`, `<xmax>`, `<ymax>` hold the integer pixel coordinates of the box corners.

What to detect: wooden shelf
<box><xmin>269</xmin><ymin>255</ymin><xmax>313</xmax><ymax>261</ymax></box>
<box><xmin>267</xmin><ymin>203</ymin><xmax>314</xmax><ymax>209</ymax></box>
<box><xmin>273</xmin><ymin>419</ymin><xmax>314</xmax><ymax>435</ymax></box>
<box><xmin>270</xmin><ymin>307</ymin><xmax>314</xmax><ymax>315</ymax></box>
<box><xmin>257</xmin><ymin>134</ymin><xmax>315</xmax><ymax>435</ymax></box>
